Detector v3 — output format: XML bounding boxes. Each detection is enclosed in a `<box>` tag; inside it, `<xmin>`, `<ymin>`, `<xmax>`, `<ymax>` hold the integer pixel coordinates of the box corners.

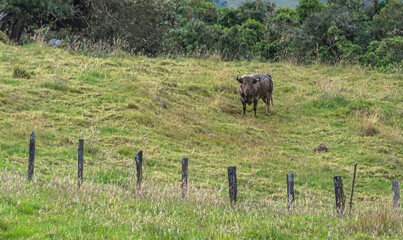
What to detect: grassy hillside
<box><xmin>0</xmin><ymin>43</ymin><xmax>402</xmax><ymax>239</ymax></box>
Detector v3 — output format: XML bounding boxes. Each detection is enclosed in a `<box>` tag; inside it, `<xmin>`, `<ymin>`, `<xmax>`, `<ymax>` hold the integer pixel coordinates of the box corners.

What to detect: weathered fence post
<box><xmin>286</xmin><ymin>173</ymin><xmax>295</xmax><ymax>211</ymax></box>
<box><xmin>78</xmin><ymin>139</ymin><xmax>84</xmax><ymax>187</ymax></box>
<box><xmin>182</xmin><ymin>158</ymin><xmax>188</xmax><ymax>199</ymax></box>
<box><xmin>348</xmin><ymin>162</ymin><xmax>358</xmax><ymax>217</ymax></box>
<box><xmin>334</xmin><ymin>175</ymin><xmax>345</xmax><ymax>217</ymax></box>
<box><xmin>27</xmin><ymin>131</ymin><xmax>36</xmax><ymax>181</ymax></box>
<box><xmin>227</xmin><ymin>166</ymin><xmax>237</xmax><ymax>203</ymax></box>
<box><xmin>135</xmin><ymin>150</ymin><xmax>143</xmax><ymax>188</ymax></box>
<box><xmin>392</xmin><ymin>181</ymin><xmax>400</xmax><ymax>211</ymax></box>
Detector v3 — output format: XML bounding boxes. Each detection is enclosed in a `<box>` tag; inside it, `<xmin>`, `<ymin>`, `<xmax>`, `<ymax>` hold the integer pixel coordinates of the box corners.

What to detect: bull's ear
<box><xmin>236</xmin><ymin>75</ymin><xmax>243</xmax><ymax>84</ymax></box>
<box><xmin>252</xmin><ymin>78</ymin><xmax>260</xmax><ymax>84</ymax></box>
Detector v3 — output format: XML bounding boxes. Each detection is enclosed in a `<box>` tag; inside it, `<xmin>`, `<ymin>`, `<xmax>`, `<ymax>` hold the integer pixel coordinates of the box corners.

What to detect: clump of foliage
<box><xmin>361</xmin><ymin>36</ymin><xmax>403</xmax><ymax>70</ymax></box>
<box><xmin>13</xmin><ymin>66</ymin><xmax>31</xmax><ymax>79</ymax></box>
<box><xmin>0</xmin><ymin>30</ymin><xmax>10</xmax><ymax>44</ymax></box>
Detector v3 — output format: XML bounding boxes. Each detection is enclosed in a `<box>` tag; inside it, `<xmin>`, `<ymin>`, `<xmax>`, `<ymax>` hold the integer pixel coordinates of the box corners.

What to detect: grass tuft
<box><xmin>357</xmin><ymin>111</ymin><xmax>380</xmax><ymax>136</ymax></box>
<box><xmin>127</xmin><ymin>101</ymin><xmax>138</xmax><ymax>109</ymax></box>
<box><xmin>12</xmin><ymin>66</ymin><xmax>32</xmax><ymax>79</ymax></box>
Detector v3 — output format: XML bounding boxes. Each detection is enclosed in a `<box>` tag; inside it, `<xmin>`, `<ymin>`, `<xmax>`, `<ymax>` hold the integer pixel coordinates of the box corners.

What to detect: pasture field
<box><xmin>0</xmin><ymin>43</ymin><xmax>402</xmax><ymax>239</ymax></box>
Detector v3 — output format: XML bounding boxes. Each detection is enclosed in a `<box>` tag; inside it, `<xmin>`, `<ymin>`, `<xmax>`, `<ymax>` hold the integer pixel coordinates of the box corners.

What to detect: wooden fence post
<box><xmin>78</xmin><ymin>139</ymin><xmax>84</xmax><ymax>187</ymax></box>
<box><xmin>334</xmin><ymin>175</ymin><xmax>345</xmax><ymax>217</ymax></box>
<box><xmin>348</xmin><ymin>162</ymin><xmax>358</xmax><ymax>217</ymax></box>
<box><xmin>392</xmin><ymin>181</ymin><xmax>400</xmax><ymax>211</ymax></box>
<box><xmin>27</xmin><ymin>131</ymin><xmax>36</xmax><ymax>181</ymax></box>
<box><xmin>286</xmin><ymin>173</ymin><xmax>295</xmax><ymax>211</ymax></box>
<box><xmin>135</xmin><ymin>150</ymin><xmax>143</xmax><ymax>188</ymax></box>
<box><xmin>182</xmin><ymin>158</ymin><xmax>188</xmax><ymax>199</ymax></box>
<box><xmin>227</xmin><ymin>166</ymin><xmax>237</xmax><ymax>203</ymax></box>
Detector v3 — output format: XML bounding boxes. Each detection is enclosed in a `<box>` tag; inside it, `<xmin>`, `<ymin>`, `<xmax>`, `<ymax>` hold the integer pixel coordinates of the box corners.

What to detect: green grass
<box><xmin>0</xmin><ymin>42</ymin><xmax>402</xmax><ymax>239</ymax></box>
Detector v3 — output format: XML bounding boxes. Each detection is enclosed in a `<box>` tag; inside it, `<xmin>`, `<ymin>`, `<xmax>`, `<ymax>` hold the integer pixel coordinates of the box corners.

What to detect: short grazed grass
<box><xmin>0</xmin><ymin>43</ymin><xmax>402</xmax><ymax>239</ymax></box>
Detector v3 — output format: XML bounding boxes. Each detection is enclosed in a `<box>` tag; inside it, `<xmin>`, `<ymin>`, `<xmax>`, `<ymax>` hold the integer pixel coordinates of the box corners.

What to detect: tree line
<box><xmin>0</xmin><ymin>0</ymin><xmax>402</xmax><ymax>70</ymax></box>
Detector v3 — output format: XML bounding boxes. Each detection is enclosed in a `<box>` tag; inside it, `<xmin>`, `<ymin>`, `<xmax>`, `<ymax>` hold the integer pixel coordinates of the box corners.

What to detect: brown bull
<box><xmin>237</xmin><ymin>74</ymin><xmax>274</xmax><ymax>117</ymax></box>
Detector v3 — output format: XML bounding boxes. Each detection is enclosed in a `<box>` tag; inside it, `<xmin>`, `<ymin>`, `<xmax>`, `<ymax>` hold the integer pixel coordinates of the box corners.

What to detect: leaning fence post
<box><xmin>348</xmin><ymin>162</ymin><xmax>358</xmax><ymax>217</ymax></box>
<box><xmin>334</xmin><ymin>175</ymin><xmax>345</xmax><ymax>217</ymax></box>
<box><xmin>392</xmin><ymin>181</ymin><xmax>400</xmax><ymax>211</ymax></box>
<box><xmin>227</xmin><ymin>166</ymin><xmax>237</xmax><ymax>203</ymax></box>
<box><xmin>27</xmin><ymin>131</ymin><xmax>36</xmax><ymax>181</ymax></box>
<box><xmin>286</xmin><ymin>173</ymin><xmax>295</xmax><ymax>211</ymax></box>
<box><xmin>135</xmin><ymin>150</ymin><xmax>143</xmax><ymax>188</ymax></box>
<box><xmin>182</xmin><ymin>158</ymin><xmax>188</xmax><ymax>199</ymax></box>
<box><xmin>78</xmin><ymin>139</ymin><xmax>84</xmax><ymax>187</ymax></box>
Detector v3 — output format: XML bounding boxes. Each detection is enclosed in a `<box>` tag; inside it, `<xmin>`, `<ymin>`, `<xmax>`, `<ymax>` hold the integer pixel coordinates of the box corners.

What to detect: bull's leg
<box><xmin>253</xmin><ymin>100</ymin><xmax>258</xmax><ymax>117</ymax></box>
<box><xmin>243</xmin><ymin>102</ymin><xmax>246</xmax><ymax>115</ymax></box>
<box><xmin>266</xmin><ymin>95</ymin><xmax>270</xmax><ymax>116</ymax></box>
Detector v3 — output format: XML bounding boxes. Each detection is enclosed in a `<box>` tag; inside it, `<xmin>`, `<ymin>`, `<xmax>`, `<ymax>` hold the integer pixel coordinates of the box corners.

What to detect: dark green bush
<box><xmin>163</xmin><ymin>19</ymin><xmax>219</xmax><ymax>56</ymax></box>
<box><xmin>296</xmin><ymin>0</ymin><xmax>326</xmax><ymax>23</ymax></box>
<box><xmin>372</xmin><ymin>0</ymin><xmax>403</xmax><ymax>40</ymax></box>
<box><xmin>219</xmin><ymin>25</ymin><xmax>250</xmax><ymax>60</ymax></box>
<box><xmin>360</xmin><ymin>36</ymin><xmax>403</xmax><ymax>69</ymax></box>
<box><xmin>292</xmin><ymin>4</ymin><xmax>367</xmax><ymax>63</ymax></box>
<box><xmin>0</xmin><ymin>0</ymin><xmax>78</xmax><ymax>43</ymax></box>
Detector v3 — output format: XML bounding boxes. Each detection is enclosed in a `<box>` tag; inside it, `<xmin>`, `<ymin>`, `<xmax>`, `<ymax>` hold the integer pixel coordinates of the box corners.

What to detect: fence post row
<box><xmin>21</xmin><ymin>131</ymin><xmax>399</xmax><ymax>213</ymax></box>
<box><xmin>78</xmin><ymin>139</ymin><xmax>84</xmax><ymax>187</ymax></box>
<box><xmin>334</xmin><ymin>175</ymin><xmax>345</xmax><ymax>217</ymax></box>
<box><xmin>182</xmin><ymin>158</ymin><xmax>189</xmax><ymax>199</ymax></box>
<box><xmin>135</xmin><ymin>150</ymin><xmax>143</xmax><ymax>188</ymax></box>
<box><xmin>392</xmin><ymin>181</ymin><xmax>400</xmax><ymax>211</ymax></box>
<box><xmin>27</xmin><ymin>131</ymin><xmax>36</xmax><ymax>181</ymax></box>
<box><xmin>227</xmin><ymin>166</ymin><xmax>237</xmax><ymax>203</ymax></box>
<box><xmin>286</xmin><ymin>173</ymin><xmax>295</xmax><ymax>211</ymax></box>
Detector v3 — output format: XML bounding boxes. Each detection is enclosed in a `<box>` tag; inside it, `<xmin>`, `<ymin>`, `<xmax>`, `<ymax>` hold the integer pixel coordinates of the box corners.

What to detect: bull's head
<box><xmin>236</xmin><ymin>75</ymin><xmax>259</xmax><ymax>96</ymax></box>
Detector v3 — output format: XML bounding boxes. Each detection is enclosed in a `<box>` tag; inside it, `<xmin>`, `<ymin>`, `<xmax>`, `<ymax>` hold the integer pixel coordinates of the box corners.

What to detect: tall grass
<box><xmin>1</xmin><ymin>171</ymin><xmax>402</xmax><ymax>239</ymax></box>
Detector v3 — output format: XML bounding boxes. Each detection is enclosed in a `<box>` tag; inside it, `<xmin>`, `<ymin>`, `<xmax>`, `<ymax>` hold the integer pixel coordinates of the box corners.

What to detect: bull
<box><xmin>237</xmin><ymin>74</ymin><xmax>274</xmax><ymax>117</ymax></box>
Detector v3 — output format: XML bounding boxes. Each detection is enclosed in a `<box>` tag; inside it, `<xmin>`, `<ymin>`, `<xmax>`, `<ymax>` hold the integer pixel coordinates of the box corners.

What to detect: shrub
<box><xmin>372</xmin><ymin>0</ymin><xmax>403</xmax><ymax>40</ymax></box>
<box><xmin>241</xmin><ymin>18</ymin><xmax>265</xmax><ymax>47</ymax></box>
<box><xmin>253</xmin><ymin>41</ymin><xmax>282</xmax><ymax>61</ymax></box>
<box><xmin>296</xmin><ymin>0</ymin><xmax>326</xmax><ymax>23</ymax></box>
<box><xmin>360</xmin><ymin>36</ymin><xmax>403</xmax><ymax>69</ymax></box>
<box><xmin>0</xmin><ymin>0</ymin><xmax>77</xmax><ymax>43</ymax></box>
<box><xmin>163</xmin><ymin>19</ymin><xmax>219</xmax><ymax>56</ymax></box>
<box><xmin>218</xmin><ymin>25</ymin><xmax>250</xmax><ymax>60</ymax></box>
<box><xmin>292</xmin><ymin>4</ymin><xmax>367</xmax><ymax>63</ymax></box>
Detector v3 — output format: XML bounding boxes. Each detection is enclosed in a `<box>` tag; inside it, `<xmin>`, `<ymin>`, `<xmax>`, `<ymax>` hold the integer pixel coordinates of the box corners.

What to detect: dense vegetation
<box><xmin>214</xmin><ymin>0</ymin><xmax>301</xmax><ymax>8</ymax></box>
<box><xmin>1</xmin><ymin>0</ymin><xmax>402</xmax><ymax>70</ymax></box>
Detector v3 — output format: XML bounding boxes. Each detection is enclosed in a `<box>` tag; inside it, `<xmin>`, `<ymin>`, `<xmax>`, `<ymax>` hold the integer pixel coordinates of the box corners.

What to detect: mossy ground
<box><xmin>0</xmin><ymin>43</ymin><xmax>402</xmax><ymax>239</ymax></box>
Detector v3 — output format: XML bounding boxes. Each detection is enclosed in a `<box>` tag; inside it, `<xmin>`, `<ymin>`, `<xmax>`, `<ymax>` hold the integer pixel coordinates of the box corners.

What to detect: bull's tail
<box><xmin>267</xmin><ymin>73</ymin><xmax>275</xmax><ymax>109</ymax></box>
<box><xmin>270</xmin><ymin>95</ymin><xmax>275</xmax><ymax>109</ymax></box>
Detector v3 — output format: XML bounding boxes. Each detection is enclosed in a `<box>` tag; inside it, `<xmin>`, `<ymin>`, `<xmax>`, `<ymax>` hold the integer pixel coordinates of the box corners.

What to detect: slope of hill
<box><xmin>0</xmin><ymin>43</ymin><xmax>402</xmax><ymax>238</ymax></box>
